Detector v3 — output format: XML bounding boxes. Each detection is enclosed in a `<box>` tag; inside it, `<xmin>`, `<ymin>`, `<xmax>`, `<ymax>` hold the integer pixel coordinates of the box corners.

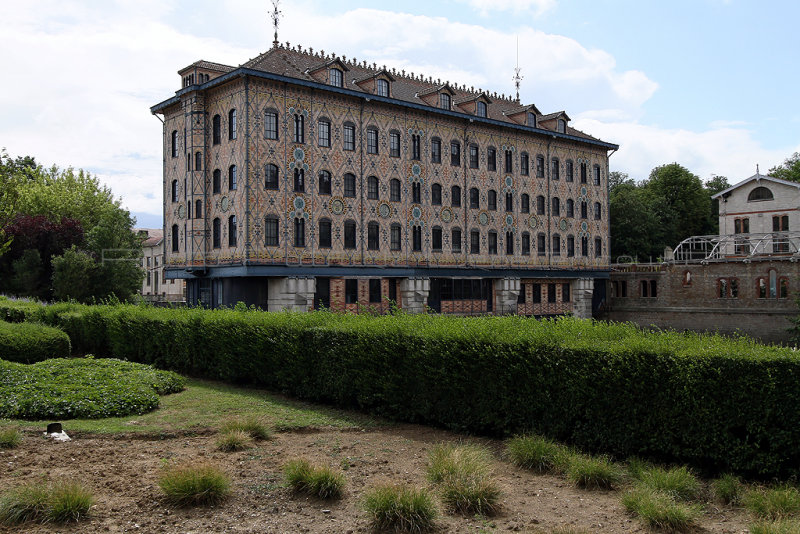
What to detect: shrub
<box><xmin>0</xmin><ymin>320</ymin><xmax>70</xmax><ymax>363</ymax></box>
<box><xmin>47</xmin><ymin>481</ymin><xmax>94</xmax><ymax>523</ymax></box>
<box><xmin>622</xmin><ymin>487</ymin><xmax>701</xmax><ymax>532</ymax></box>
<box><xmin>220</xmin><ymin>417</ymin><xmax>271</xmax><ymax>441</ymax></box>
<box><xmin>749</xmin><ymin>519</ymin><xmax>800</xmax><ymax>534</ymax></box>
<box><xmin>506</xmin><ymin>435</ymin><xmax>568</xmax><ymax>473</ymax></box>
<box><xmin>427</xmin><ymin>443</ymin><xmax>501</xmax><ymax>515</ymax></box>
<box><xmin>745</xmin><ymin>486</ymin><xmax>800</xmax><ymax>520</ymax></box>
<box><xmin>0</xmin><ymin>357</ymin><xmax>184</xmax><ymax>420</ymax></box>
<box><xmin>283</xmin><ymin>458</ymin><xmax>345</xmax><ymax>499</ymax></box>
<box><xmin>0</xmin><ymin>428</ymin><xmax>21</xmax><ymax>449</ymax></box>
<box><xmin>563</xmin><ymin>453</ymin><xmax>625</xmax><ymax>490</ymax></box>
<box><xmin>0</xmin><ymin>482</ymin><xmax>49</xmax><ymax>525</ymax></box>
<box><xmin>158</xmin><ymin>462</ymin><xmax>231</xmax><ymax>506</ymax></box>
<box><xmin>215</xmin><ymin>430</ymin><xmax>253</xmax><ymax>452</ymax></box>
<box><xmin>363</xmin><ymin>484</ymin><xmax>437</xmax><ymax>533</ymax></box>
<box><xmin>713</xmin><ymin>473</ymin><xmax>744</xmax><ymax>505</ymax></box>
<box><xmin>635</xmin><ymin>465</ymin><xmax>702</xmax><ymax>501</ymax></box>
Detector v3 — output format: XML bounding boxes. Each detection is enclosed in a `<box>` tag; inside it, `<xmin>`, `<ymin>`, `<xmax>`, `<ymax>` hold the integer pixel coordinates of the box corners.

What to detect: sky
<box><xmin>2</xmin><ymin>0</ymin><xmax>799</xmax><ymax>228</ymax></box>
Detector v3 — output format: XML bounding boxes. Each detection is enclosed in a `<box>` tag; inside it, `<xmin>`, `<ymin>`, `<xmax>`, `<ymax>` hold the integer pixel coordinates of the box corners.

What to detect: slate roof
<box><xmin>711</xmin><ymin>173</ymin><xmax>800</xmax><ymax>199</ymax></box>
<box><xmin>178</xmin><ymin>60</ymin><xmax>236</xmax><ymax>75</ymax></box>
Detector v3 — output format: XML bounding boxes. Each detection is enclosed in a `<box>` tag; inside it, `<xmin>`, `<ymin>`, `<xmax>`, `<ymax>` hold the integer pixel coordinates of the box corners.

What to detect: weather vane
<box><xmin>513</xmin><ymin>36</ymin><xmax>523</xmax><ymax>102</ymax></box>
<box><xmin>271</xmin><ymin>0</ymin><xmax>282</xmax><ymax>48</ymax></box>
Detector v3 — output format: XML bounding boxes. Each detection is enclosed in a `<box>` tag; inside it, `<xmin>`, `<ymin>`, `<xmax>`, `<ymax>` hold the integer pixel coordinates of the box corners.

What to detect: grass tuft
<box><xmin>506</xmin><ymin>435</ymin><xmax>567</xmax><ymax>473</ymax></box>
<box><xmin>363</xmin><ymin>484</ymin><xmax>438</xmax><ymax>533</ymax></box>
<box><xmin>427</xmin><ymin>443</ymin><xmax>491</xmax><ymax>483</ymax></box>
<box><xmin>744</xmin><ymin>486</ymin><xmax>800</xmax><ymax>520</ymax></box>
<box><xmin>283</xmin><ymin>458</ymin><xmax>345</xmax><ymax>499</ymax></box>
<box><xmin>635</xmin><ymin>465</ymin><xmax>702</xmax><ymax>501</ymax></box>
<box><xmin>220</xmin><ymin>417</ymin><xmax>272</xmax><ymax>441</ymax></box>
<box><xmin>158</xmin><ymin>462</ymin><xmax>231</xmax><ymax>506</ymax></box>
<box><xmin>563</xmin><ymin>453</ymin><xmax>624</xmax><ymax>490</ymax></box>
<box><xmin>0</xmin><ymin>428</ymin><xmax>22</xmax><ymax>449</ymax></box>
<box><xmin>748</xmin><ymin>519</ymin><xmax>800</xmax><ymax>534</ymax></box>
<box><xmin>427</xmin><ymin>443</ymin><xmax>501</xmax><ymax>515</ymax></box>
<box><xmin>47</xmin><ymin>481</ymin><xmax>94</xmax><ymax>523</ymax></box>
<box><xmin>215</xmin><ymin>429</ymin><xmax>254</xmax><ymax>452</ymax></box>
<box><xmin>622</xmin><ymin>487</ymin><xmax>701</xmax><ymax>532</ymax></box>
<box><xmin>0</xmin><ymin>482</ymin><xmax>50</xmax><ymax>525</ymax></box>
<box><xmin>713</xmin><ymin>473</ymin><xmax>744</xmax><ymax>505</ymax></box>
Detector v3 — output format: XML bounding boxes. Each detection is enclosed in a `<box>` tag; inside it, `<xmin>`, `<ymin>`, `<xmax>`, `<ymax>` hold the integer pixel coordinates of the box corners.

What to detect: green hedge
<box><xmin>0</xmin><ymin>357</ymin><xmax>185</xmax><ymax>419</ymax></box>
<box><xmin>1</xmin><ymin>298</ymin><xmax>799</xmax><ymax>478</ymax></box>
<box><xmin>0</xmin><ymin>320</ymin><xmax>71</xmax><ymax>363</ymax></box>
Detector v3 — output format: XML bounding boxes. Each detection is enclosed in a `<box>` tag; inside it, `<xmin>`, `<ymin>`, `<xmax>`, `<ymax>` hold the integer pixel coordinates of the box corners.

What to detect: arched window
<box><xmin>212</xmin><ymin>169</ymin><xmax>221</xmax><ymax>194</ymax></box>
<box><xmin>451</xmin><ymin>227</ymin><xmax>462</xmax><ymax>253</ymax></box>
<box><xmin>171</xmin><ymin>180</ymin><xmax>178</xmax><ymax>202</ymax></box>
<box><xmin>551</xmin><ymin>158</ymin><xmax>560</xmax><ymax>180</ymax></box>
<box><xmin>470</xmin><ymin>230</ymin><xmax>480</xmax><ymax>254</ymax></box>
<box><xmin>171</xmin><ymin>130</ymin><xmax>178</xmax><ymax>157</ymax></box>
<box><xmin>581</xmin><ymin>236</ymin><xmax>588</xmax><ymax>256</ymax></box>
<box><xmin>476</xmin><ymin>101</ymin><xmax>487</xmax><ymax>118</ymax></box>
<box><xmin>580</xmin><ymin>162</ymin><xmax>587</xmax><ymax>183</ymax></box>
<box><xmin>566</xmin><ymin>160</ymin><xmax>574</xmax><ymax>182</ymax></box>
<box><xmin>521</xmin><ymin>193</ymin><xmax>530</xmax><ymax>214</ymax></box>
<box><xmin>344</xmin><ymin>173</ymin><xmax>356</xmax><ymax>198</ymax></box>
<box><xmin>293</xmin><ymin>168</ymin><xmax>304</xmax><ymax>192</ymax></box>
<box><xmin>265</xmin><ymin>216</ymin><xmax>279</xmax><ymax>246</ymax></box>
<box><xmin>344</xmin><ymin>220</ymin><xmax>357</xmax><ymax>249</ymax></box>
<box><xmin>265</xmin><ymin>164</ymin><xmax>279</xmax><ymax>190</ymax></box>
<box><xmin>212</xmin><ymin>218</ymin><xmax>221</xmax><ymax>248</ymax></box>
<box><xmin>343</xmin><ymin>122</ymin><xmax>355</xmax><ymax>151</ymax></box>
<box><xmin>318</xmin><ymin>170</ymin><xmax>331</xmax><ymax>195</ymax></box>
<box><xmin>593</xmin><ymin>165</ymin><xmax>601</xmax><ymax>186</ymax></box>
<box><xmin>505</xmin><ymin>150</ymin><xmax>513</xmax><ymax>173</ymax></box>
<box><xmin>264</xmin><ymin>109</ymin><xmax>278</xmax><ymax>140</ymax></box>
<box><xmin>318</xmin><ymin>218</ymin><xmax>331</xmax><ymax>248</ymax></box>
<box><xmin>520</xmin><ymin>152</ymin><xmax>529</xmax><ymax>175</ymax></box>
<box><xmin>567</xmin><ymin>235</ymin><xmax>575</xmax><ymax>257</ymax></box>
<box><xmin>294</xmin><ymin>114</ymin><xmax>305</xmax><ymax>144</ymax></box>
<box><xmin>552</xmin><ymin>234</ymin><xmax>561</xmax><ymax>256</ymax></box>
<box><xmin>451</xmin><ymin>185</ymin><xmax>461</xmax><ymax>207</ymax></box>
<box><xmin>212</xmin><ymin>115</ymin><xmax>221</xmax><ymax>145</ymax></box>
<box><xmin>171</xmin><ymin>224</ymin><xmax>179</xmax><ymax>252</ymax></box>
<box><xmin>228</xmin><ymin>109</ymin><xmax>237</xmax><ymax>140</ymax></box>
<box><xmin>367</xmin><ymin>176</ymin><xmax>379</xmax><ymax>199</ymax></box>
<box><xmin>450</xmin><ymin>141</ymin><xmax>460</xmax><ymax>166</ymax></box>
<box><xmin>488</xmin><ymin>190</ymin><xmax>497</xmax><ymax>211</ymax></box>
<box><xmin>195</xmin><ymin>151</ymin><xmax>202</xmax><ymax>171</ymax></box>
<box><xmin>469</xmin><ymin>144</ymin><xmax>479</xmax><ymax>168</ymax></box>
<box><xmin>566</xmin><ymin>199</ymin><xmax>574</xmax><ymax>218</ymax></box>
<box><xmin>294</xmin><ymin>217</ymin><xmax>305</xmax><ymax>247</ymax></box>
<box><xmin>521</xmin><ymin>232</ymin><xmax>530</xmax><ymax>255</ymax></box>
<box><xmin>390</xmin><ymin>179</ymin><xmax>401</xmax><ymax>202</ymax></box>
<box><xmin>595</xmin><ymin>237</ymin><xmax>602</xmax><ymax>258</ymax></box>
<box><xmin>487</xmin><ymin>147</ymin><xmax>497</xmax><ymax>171</ymax></box>
<box><xmin>536</xmin><ymin>156</ymin><xmax>545</xmax><ymax>177</ymax></box>
<box><xmin>366</xmin><ymin>127</ymin><xmax>378</xmax><ymax>155</ymax></box>
<box><xmin>228</xmin><ymin>215</ymin><xmax>237</xmax><ymax>246</ymax></box>
<box><xmin>748</xmin><ymin>186</ymin><xmax>774</xmax><ymax>202</ymax></box>
<box><xmin>367</xmin><ymin>221</ymin><xmax>380</xmax><ymax>250</ymax></box>
<box><xmin>431</xmin><ymin>137</ymin><xmax>442</xmax><ymax>163</ymax></box>
<box><xmin>228</xmin><ymin>165</ymin><xmax>237</xmax><ymax>190</ymax></box>
<box><xmin>431</xmin><ymin>183</ymin><xmax>442</xmax><ymax>205</ymax></box>
<box><xmin>552</xmin><ymin>197</ymin><xmax>560</xmax><ymax>217</ymax></box>
<box><xmin>505</xmin><ymin>192</ymin><xmax>513</xmax><ymax>212</ymax></box>
<box><xmin>594</xmin><ymin>202</ymin><xmax>602</xmax><ymax>220</ymax></box>
<box><xmin>581</xmin><ymin>201</ymin><xmax>588</xmax><ymax>219</ymax></box>
<box><xmin>536</xmin><ymin>195</ymin><xmax>545</xmax><ymax>215</ymax></box>
<box><xmin>470</xmin><ymin>187</ymin><xmax>480</xmax><ymax>209</ymax></box>
<box><xmin>537</xmin><ymin>233</ymin><xmax>546</xmax><ymax>256</ymax></box>
<box><xmin>195</xmin><ymin>199</ymin><xmax>202</xmax><ymax>219</ymax></box>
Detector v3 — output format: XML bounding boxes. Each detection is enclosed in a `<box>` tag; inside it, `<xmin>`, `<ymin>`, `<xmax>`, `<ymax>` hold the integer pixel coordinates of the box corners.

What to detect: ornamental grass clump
<box><xmin>0</xmin><ymin>480</ymin><xmax>94</xmax><ymax>525</ymax></box>
<box><xmin>0</xmin><ymin>428</ymin><xmax>21</xmax><ymax>449</ymax></box>
<box><xmin>635</xmin><ymin>465</ymin><xmax>702</xmax><ymax>501</ymax></box>
<box><xmin>158</xmin><ymin>462</ymin><xmax>231</xmax><ymax>507</ymax></box>
<box><xmin>363</xmin><ymin>484</ymin><xmax>438</xmax><ymax>533</ymax></box>
<box><xmin>215</xmin><ymin>429</ymin><xmax>253</xmax><ymax>452</ymax></box>
<box><xmin>506</xmin><ymin>435</ymin><xmax>568</xmax><ymax>474</ymax></box>
<box><xmin>713</xmin><ymin>473</ymin><xmax>744</xmax><ymax>505</ymax></box>
<box><xmin>283</xmin><ymin>458</ymin><xmax>345</xmax><ymax>499</ymax></box>
<box><xmin>622</xmin><ymin>487</ymin><xmax>702</xmax><ymax>532</ymax></box>
<box><xmin>220</xmin><ymin>417</ymin><xmax>271</xmax><ymax>441</ymax></box>
<box><xmin>427</xmin><ymin>443</ymin><xmax>501</xmax><ymax>515</ymax></box>
<box><xmin>744</xmin><ymin>486</ymin><xmax>800</xmax><ymax>520</ymax></box>
<box><xmin>46</xmin><ymin>481</ymin><xmax>94</xmax><ymax>523</ymax></box>
<box><xmin>563</xmin><ymin>452</ymin><xmax>625</xmax><ymax>490</ymax></box>
<box><xmin>748</xmin><ymin>519</ymin><xmax>800</xmax><ymax>534</ymax></box>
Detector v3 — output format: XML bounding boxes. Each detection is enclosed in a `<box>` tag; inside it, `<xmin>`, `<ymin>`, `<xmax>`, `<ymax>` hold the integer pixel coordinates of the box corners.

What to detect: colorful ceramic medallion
<box><xmin>330</xmin><ymin>198</ymin><xmax>345</xmax><ymax>215</ymax></box>
<box><xmin>528</xmin><ymin>215</ymin><xmax>538</xmax><ymax>229</ymax></box>
<box><xmin>440</xmin><ymin>207</ymin><xmax>453</xmax><ymax>223</ymax></box>
<box><xmin>378</xmin><ymin>201</ymin><xmax>392</xmax><ymax>219</ymax></box>
<box><xmin>220</xmin><ymin>197</ymin><xmax>230</xmax><ymax>213</ymax></box>
<box><xmin>293</xmin><ymin>196</ymin><xmax>305</xmax><ymax>211</ymax></box>
<box><xmin>177</xmin><ymin>204</ymin><xmax>186</xmax><ymax>219</ymax></box>
<box><xmin>559</xmin><ymin>219</ymin><xmax>568</xmax><ymax>231</ymax></box>
<box><xmin>479</xmin><ymin>211</ymin><xmax>489</xmax><ymax>226</ymax></box>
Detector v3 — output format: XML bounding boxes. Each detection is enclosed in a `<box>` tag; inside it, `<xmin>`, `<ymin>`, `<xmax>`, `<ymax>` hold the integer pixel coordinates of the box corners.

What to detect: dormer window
<box><xmin>376</xmin><ymin>79</ymin><xmax>389</xmax><ymax>97</ymax></box>
<box><xmin>329</xmin><ymin>68</ymin><xmax>343</xmax><ymax>88</ymax></box>
<box><xmin>476</xmin><ymin>101</ymin><xmax>487</xmax><ymax>118</ymax></box>
<box><xmin>527</xmin><ymin>112</ymin><xmax>536</xmax><ymax>127</ymax></box>
<box><xmin>557</xmin><ymin>119</ymin><xmax>566</xmax><ymax>133</ymax></box>
<box><xmin>440</xmin><ymin>93</ymin><xmax>451</xmax><ymax>110</ymax></box>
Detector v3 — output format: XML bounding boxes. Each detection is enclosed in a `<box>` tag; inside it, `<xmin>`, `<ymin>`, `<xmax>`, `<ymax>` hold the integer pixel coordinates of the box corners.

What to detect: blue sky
<box><xmin>1</xmin><ymin>0</ymin><xmax>798</xmax><ymax>228</ymax></box>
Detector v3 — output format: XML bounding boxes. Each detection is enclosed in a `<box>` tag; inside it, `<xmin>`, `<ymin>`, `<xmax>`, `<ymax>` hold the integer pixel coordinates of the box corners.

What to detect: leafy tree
<box><xmin>0</xmin><ymin>149</ymin><xmax>31</xmax><ymax>256</ymax></box>
<box><xmin>705</xmin><ymin>175</ymin><xmax>731</xmax><ymax>234</ymax></box>
<box><xmin>769</xmin><ymin>152</ymin><xmax>800</xmax><ymax>183</ymax></box>
<box><xmin>10</xmin><ymin>249</ymin><xmax>45</xmax><ymax>299</ymax></box>
<box><xmin>83</xmin><ymin>208</ymin><xmax>144</xmax><ymax>301</ymax></box>
<box><xmin>51</xmin><ymin>247</ymin><xmax>97</xmax><ymax>302</ymax></box>
<box><xmin>609</xmin><ymin>181</ymin><xmax>662</xmax><ymax>261</ymax></box>
<box><xmin>608</xmin><ymin>171</ymin><xmax>634</xmax><ymax>195</ymax></box>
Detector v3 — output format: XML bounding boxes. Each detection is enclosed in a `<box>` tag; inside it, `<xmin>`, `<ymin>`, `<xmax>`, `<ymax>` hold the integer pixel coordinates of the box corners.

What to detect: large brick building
<box><xmin>151</xmin><ymin>42</ymin><xmax>618</xmax><ymax>314</ymax></box>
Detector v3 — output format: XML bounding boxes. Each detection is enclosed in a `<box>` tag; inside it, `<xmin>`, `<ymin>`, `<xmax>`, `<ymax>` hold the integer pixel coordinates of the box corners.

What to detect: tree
<box><xmin>0</xmin><ymin>149</ymin><xmax>30</xmax><ymax>256</ymax></box>
<box><xmin>641</xmin><ymin>163</ymin><xmax>712</xmax><ymax>248</ymax></box>
<box><xmin>51</xmin><ymin>247</ymin><xmax>97</xmax><ymax>303</ymax></box>
<box><xmin>609</xmin><ymin>181</ymin><xmax>663</xmax><ymax>261</ymax></box>
<box><xmin>705</xmin><ymin>175</ymin><xmax>731</xmax><ymax>235</ymax></box>
<box><xmin>83</xmin><ymin>208</ymin><xmax>144</xmax><ymax>301</ymax></box>
<box><xmin>769</xmin><ymin>152</ymin><xmax>800</xmax><ymax>183</ymax></box>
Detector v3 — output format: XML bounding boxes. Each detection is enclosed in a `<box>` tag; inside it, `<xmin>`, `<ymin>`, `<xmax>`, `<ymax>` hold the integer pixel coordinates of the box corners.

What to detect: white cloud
<box><xmin>456</xmin><ymin>0</ymin><xmax>556</xmax><ymax>16</ymax></box>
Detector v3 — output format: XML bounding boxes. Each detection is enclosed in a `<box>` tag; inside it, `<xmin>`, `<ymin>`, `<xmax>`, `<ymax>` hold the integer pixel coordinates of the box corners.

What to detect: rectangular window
<box><xmin>488</xmin><ymin>232</ymin><xmax>497</xmax><ymax>255</ymax></box>
<box><xmin>562</xmin><ymin>283</ymin><xmax>570</xmax><ymax>302</ymax></box>
<box><xmin>521</xmin><ymin>154</ymin><xmax>529</xmax><ymax>175</ymax></box>
<box><xmin>566</xmin><ymin>161</ymin><xmax>573</xmax><ymax>182</ymax></box>
<box><xmin>367</xmin><ymin>128</ymin><xmax>378</xmax><ymax>154</ymax></box>
<box><xmin>552</xmin><ymin>159</ymin><xmax>559</xmax><ymax>180</ymax></box>
<box><xmin>469</xmin><ymin>145</ymin><xmax>478</xmax><ymax>168</ymax></box>
<box><xmin>390</xmin><ymin>225</ymin><xmax>401</xmax><ymax>250</ymax></box>
<box><xmin>521</xmin><ymin>233</ymin><xmax>530</xmax><ymax>255</ymax></box>
<box><xmin>452</xmin><ymin>228</ymin><xmax>462</xmax><ymax>253</ymax></box>
<box><xmin>344</xmin><ymin>175</ymin><xmax>356</xmax><ymax>198</ymax></box>
<box><xmin>345</xmin><ymin>279</ymin><xmax>358</xmax><ymax>304</ymax></box>
<box><xmin>450</xmin><ymin>142</ymin><xmax>460</xmax><ymax>166</ymax></box>
<box><xmin>412</xmin><ymin>135</ymin><xmax>420</xmax><ymax>160</ymax></box>
<box><xmin>432</xmin><ymin>227</ymin><xmax>442</xmax><ymax>251</ymax></box>
<box><xmin>319</xmin><ymin>220</ymin><xmax>331</xmax><ymax>248</ymax></box>
<box><xmin>265</xmin><ymin>218</ymin><xmax>278</xmax><ymax>246</ymax></box>
<box><xmin>548</xmin><ymin>283</ymin><xmax>557</xmax><ymax>303</ymax></box>
<box><xmin>265</xmin><ymin>111</ymin><xmax>278</xmax><ymax>140</ymax></box>
<box><xmin>476</xmin><ymin>101</ymin><xmax>487</xmax><ymax>117</ymax></box>
<box><xmin>431</xmin><ymin>139</ymin><xmax>441</xmax><ymax>163</ymax></box>
<box><xmin>532</xmin><ymin>283</ymin><xmax>541</xmax><ymax>303</ymax></box>
<box><xmin>440</xmin><ymin>93</ymin><xmax>450</xmax><ymax>109</ymax></box>
<box><xmin>318</xmin><ymin>121</ymin><xmax>331</xmax><ymax>147</ymax></box>
<box><xmin>593</xmin><ymin>166</ymin><xmax>601</xmax><ymax>186</ymax></box>
<box><xmin>369</xmin><ymin>279</ymin><xmax>382</xmax><ymax>303</ymax></box>
<box><xmin>536</xmin><ymin>156</ymin><xmax>544</xmax><ymax>178</ymax></box>
<box><xmin>343</xmin><ymin>124</ymin><xmax>355</xmax><ymax>151</ymax></box>
<box><xmin>376</xmin><ymin>79</ymin><xmax>389</xmax><ymax>97</ymax></box>
<box><xmin>412</xmin><ymin>225</ymin><xmax>422</xmax><ymax>252</ymax></box>
<box><xmin>470</xmin><ymin>230</ymin><xmax>480</xmax><ymax>254</ymax></box>
<box><xmin>488</xmin><ymin>148</ymin><xmax>496</xmax><ymax>171</ymax></box>
<box><xmin>390</xmin><ymin>132</ymin><xmax>400</xmax><ymax>157</ymax></box>
<box><xmin>505</xmin><ymin>150</ymin><xmax>512</xmax><ymax>173</ymax></box>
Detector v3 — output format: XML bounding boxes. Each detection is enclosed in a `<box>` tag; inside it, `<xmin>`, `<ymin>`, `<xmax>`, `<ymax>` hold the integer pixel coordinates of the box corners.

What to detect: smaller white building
<box><xmin>138</xmin><ymin>229</ymin><xmax>185</xmax><ymax>303</ymax></box>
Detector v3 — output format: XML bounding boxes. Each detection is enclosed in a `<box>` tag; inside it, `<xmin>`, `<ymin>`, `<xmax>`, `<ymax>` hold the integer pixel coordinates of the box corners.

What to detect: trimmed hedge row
<box><xmin>0</xmin><ymin>320</ymin><xmax>71</xmax><ymax>363</ymax></box>
<box><xmin>1</xmin><ymin>298</ymin><xmax>799</xmax><ymax>478</ymax></box>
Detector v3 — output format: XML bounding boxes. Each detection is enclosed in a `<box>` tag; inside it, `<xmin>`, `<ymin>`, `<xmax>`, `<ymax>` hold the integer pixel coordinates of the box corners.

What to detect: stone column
<box><xmin>572</xmin><ymin>278</ymin><xmax>595</xmax><ymax>319</ymax></box>
<box><xmin>267</xmin><ymin>277</ymin><xmax>316</xmax><ymax>312</ymax></box>
<box><xmin>493</xmin><ymin>277</ymin><xmax>521</xmax><ymax>315</ymax></box>
<box><xmin>399</xmin><ymin>277</ymin><xmax>429</xmax><ymax>314</ymax></box>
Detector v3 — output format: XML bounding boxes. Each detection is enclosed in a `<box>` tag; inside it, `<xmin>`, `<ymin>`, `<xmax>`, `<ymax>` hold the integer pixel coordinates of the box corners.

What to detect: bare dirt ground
<box><xmin>0</xmin><ymin>425</ymin><xmax>751</xmax><ymax>534</ymax></box>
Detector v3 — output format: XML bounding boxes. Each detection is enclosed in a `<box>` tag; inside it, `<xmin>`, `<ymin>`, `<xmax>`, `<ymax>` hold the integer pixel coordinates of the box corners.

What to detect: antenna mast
<box><xmin>270</xmin><ymin>0</ymin><xmax>282</xmax><ymax>48</ymax></box>
<box><xmin>513</xmin><ymin>36</ymin><xmax>523</xmax><ymax>102</ymax></box>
